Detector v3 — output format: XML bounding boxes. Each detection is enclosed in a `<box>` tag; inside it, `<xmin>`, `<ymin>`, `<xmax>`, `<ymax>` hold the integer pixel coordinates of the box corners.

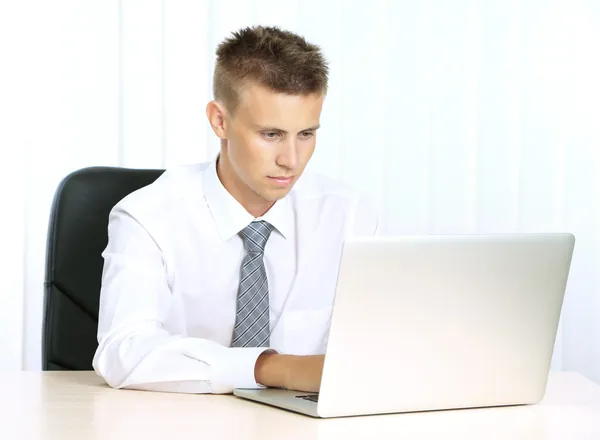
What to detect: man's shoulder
<box><xmin>113</xmin><ymin>162</ymin><xmax>210</xmax><ymax>216</ymax></box>
<box><xmin>292</xmin><ymin>171</ymin><xmax>363</xmax><ymax>201</ymax></box>
<box><xmin>293</xmin><ymin>171</ymin><xmax>381</xmax><ymax>236</ymax></box>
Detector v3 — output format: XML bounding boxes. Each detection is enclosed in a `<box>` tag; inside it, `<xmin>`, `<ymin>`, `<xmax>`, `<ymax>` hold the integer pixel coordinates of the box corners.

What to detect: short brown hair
<box><xmin>213</xmin><ymin>26</ymin><xmax>329</xmax><ymax>114</ymax></box>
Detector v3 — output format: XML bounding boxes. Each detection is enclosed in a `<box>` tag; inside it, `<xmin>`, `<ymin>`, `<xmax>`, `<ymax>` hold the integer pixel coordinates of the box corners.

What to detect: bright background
<box><xmin>0</xmin><ymin>0</ymin><xmax>599</xmax><ymax>383</ymax></box>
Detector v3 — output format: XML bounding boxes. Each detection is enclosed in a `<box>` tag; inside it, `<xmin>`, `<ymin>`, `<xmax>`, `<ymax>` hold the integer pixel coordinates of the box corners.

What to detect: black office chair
<box><xmin>42</xmin><ymin>166</ymin><xmax>163</xmax><ymax>370</ymax></box>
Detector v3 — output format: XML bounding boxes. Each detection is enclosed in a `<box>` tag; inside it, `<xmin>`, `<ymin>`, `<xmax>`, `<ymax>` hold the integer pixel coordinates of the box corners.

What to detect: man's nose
<box><xmin>275</xmin><ymin>139</ymin><xmax>299</xmax><ymax>170</ymax></box>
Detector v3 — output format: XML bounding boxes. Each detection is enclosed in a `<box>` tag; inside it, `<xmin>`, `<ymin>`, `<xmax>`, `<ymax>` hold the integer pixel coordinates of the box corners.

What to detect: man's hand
<box><xmin>254</xmin><ymin>352</ymin><xmax>325</xmax><ymax>392</ymax></box>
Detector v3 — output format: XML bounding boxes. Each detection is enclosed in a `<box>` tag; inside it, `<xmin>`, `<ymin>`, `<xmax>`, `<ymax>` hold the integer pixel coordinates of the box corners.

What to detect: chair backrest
<box><xmin>43</xmin><ymin>166</ymin><xmax>163</xmax><ymax>370</ymax></box>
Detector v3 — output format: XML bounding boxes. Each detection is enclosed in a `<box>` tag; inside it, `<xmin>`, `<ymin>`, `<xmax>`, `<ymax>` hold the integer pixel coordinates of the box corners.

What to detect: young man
<box><xmin>92</xmin><ymin>26</ymin><xmax>379</xmax><ymax>394</ymax></box>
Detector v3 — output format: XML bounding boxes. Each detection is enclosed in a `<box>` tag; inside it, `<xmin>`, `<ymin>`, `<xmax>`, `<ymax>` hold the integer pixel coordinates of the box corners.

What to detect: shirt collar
<box><xmin>203</xmin><ymin>157</ymin><xmax>293</xmax><ymax>242</ymax></box>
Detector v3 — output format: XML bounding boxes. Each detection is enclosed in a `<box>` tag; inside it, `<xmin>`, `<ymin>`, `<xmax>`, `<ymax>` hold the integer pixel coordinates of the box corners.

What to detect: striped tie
<box><xmin>231</xmin><ymin>221</ymin><xmax>274</xmax><ymax>347</ymax></box>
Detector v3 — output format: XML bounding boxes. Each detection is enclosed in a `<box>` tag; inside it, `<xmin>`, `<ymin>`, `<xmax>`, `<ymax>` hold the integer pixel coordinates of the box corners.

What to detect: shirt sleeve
<box><xmin>92</xmin><ymin>204</ymin><xmax>273</xmax><ymax>394</ymax></box>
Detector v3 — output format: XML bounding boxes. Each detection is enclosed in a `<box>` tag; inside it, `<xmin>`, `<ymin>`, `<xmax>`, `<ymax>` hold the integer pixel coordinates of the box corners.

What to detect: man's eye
<box><xmin>263</xmin><ymin>132</ymin><xmax>279</xmax><ymax>139</ymax></box>
<box><xmin>300</xmin><ymin>132</ymin><xmax>314</xmax><ymax>139</ymax></box>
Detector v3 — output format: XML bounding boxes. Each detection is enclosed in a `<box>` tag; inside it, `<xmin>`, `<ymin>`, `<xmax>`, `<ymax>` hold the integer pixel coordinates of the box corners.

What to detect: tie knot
<box><xmin>239</xmin><ymin>221</ymin><xmax>274</xmax><ymax>253</ymax></box>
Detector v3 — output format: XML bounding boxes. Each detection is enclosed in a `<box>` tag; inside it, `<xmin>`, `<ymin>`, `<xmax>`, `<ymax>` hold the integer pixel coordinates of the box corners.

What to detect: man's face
<box><xmin>220</xmin><ymin>83</ymin><xmax>323</xmax><ymax>204</ymax></box>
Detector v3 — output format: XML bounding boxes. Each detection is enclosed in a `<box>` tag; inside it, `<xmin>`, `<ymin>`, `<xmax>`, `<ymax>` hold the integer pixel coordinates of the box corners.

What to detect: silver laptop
<box><xmin>234</xmin><ymin>233</ymin><xmax>575</xmax><ymax>418</ymax></box>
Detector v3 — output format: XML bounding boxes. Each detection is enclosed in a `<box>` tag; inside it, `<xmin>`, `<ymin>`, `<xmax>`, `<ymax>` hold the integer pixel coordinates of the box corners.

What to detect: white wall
<box><xmin>1</xmin><ymin>0</ymin><xmax>599</xmax><ymax>382</ymax></box>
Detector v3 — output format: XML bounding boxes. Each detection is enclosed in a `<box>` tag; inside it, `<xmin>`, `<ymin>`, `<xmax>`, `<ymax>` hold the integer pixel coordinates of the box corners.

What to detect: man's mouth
<box><xmin>268</xmin><ymin>176</ymin><xmax>294</xmax><ymax>186</ymax></box>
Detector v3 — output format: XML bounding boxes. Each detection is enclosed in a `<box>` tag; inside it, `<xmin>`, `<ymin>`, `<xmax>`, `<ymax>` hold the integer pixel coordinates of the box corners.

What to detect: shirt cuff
<box><xmin>209</xmin><ymin>347</ymin><xmax>277</xmax><ymax>394</ymax></box>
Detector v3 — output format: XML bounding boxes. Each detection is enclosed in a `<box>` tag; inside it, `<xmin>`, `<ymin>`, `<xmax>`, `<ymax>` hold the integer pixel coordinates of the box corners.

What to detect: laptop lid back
<box><xmin>316</xmin><ymin>233</ymin><xmax>575</xmax><ymax>418</ymax></box>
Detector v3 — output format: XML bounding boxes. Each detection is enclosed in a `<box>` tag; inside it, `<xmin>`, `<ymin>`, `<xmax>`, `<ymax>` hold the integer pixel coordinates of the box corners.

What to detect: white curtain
<box><xmin>1</xmin><ymin>0</ymin><xmax>599</xmax><ymax>383</ymax></box>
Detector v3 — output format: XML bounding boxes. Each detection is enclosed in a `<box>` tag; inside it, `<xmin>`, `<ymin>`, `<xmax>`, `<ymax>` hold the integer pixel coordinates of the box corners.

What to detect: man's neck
<box><xmin>216</xmin><ymin>155</ymin><xmax>274</xmax><ymax>218</ymax></box>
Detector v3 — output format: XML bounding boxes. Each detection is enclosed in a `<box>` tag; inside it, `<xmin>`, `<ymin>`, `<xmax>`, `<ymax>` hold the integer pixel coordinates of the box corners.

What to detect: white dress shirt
<box><xmin>92</xmin><ymin>157</ymin><xmax>380</xmax><ymax>394</ymax></box>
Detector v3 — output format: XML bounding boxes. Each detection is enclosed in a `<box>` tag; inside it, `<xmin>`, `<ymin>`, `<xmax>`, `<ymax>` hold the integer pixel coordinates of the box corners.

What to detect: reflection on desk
<box><xmin>1</xmin><ymin>371</ymin><xmax>599</xmax><ymax>440</ymax></box>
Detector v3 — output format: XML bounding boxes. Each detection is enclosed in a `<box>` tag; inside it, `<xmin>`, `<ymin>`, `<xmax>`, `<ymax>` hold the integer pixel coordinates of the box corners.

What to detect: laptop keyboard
<box><xmin>296</xmin><ymin>394</ymin><xmax>319</xmax><ymax>403</ymax></box>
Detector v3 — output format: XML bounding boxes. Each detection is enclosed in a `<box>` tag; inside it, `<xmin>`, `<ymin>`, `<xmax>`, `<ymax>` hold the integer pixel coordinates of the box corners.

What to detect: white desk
<box><xmin>2</xmin><ymin>371</ymin><xmax>599</xmax><ymax>439</ymax></box>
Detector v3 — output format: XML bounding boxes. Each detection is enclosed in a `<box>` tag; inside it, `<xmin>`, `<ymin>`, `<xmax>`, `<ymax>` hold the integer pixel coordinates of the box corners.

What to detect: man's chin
<box><xmin>259</xmin><ymin>186</ymin><xmax>293</xmax><ymax>202</ymax></box>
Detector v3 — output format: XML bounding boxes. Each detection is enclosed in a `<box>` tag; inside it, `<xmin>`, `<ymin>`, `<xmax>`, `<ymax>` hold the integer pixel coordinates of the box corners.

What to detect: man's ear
<box><xmin>206</xmin><ymin>100</ymin><xmax>229</xmax><ymax>139</ymax></box>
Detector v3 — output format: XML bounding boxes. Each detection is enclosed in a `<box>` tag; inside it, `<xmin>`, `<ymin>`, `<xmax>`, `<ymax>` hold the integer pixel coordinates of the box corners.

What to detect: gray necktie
<box><xmin>231</xmin><ymin>220</ymin><xmax>274</xmax><ymax>347</ymax></box>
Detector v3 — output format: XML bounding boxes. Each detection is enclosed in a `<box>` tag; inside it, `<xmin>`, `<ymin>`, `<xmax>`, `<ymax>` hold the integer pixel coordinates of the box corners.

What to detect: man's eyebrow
<box><xmin>253</xmin><ymin>124</ymin><xmax>321</xmax><ymax>133</ymax></box>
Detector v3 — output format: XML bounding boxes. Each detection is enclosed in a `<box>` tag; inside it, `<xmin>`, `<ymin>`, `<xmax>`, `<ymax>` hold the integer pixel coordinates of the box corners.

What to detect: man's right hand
<box><xmin>254</xmin><ymin>352</ymin><xmax>325</xmax><ymax>393</ymax></box>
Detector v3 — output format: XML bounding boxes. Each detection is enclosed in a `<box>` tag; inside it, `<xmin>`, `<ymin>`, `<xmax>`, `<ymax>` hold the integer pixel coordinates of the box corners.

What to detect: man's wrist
<box><xmin>254</xmin><ymin>352</ymin><xmax>292</xmax><ymax>388</ymax></box>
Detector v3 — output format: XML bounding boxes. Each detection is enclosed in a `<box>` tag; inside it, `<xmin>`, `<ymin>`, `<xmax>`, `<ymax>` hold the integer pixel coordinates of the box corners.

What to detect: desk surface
<box><xmin>1</xmin><ymin>371</ymin><xmax>600</xmax><ymax>440</ymax></box>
